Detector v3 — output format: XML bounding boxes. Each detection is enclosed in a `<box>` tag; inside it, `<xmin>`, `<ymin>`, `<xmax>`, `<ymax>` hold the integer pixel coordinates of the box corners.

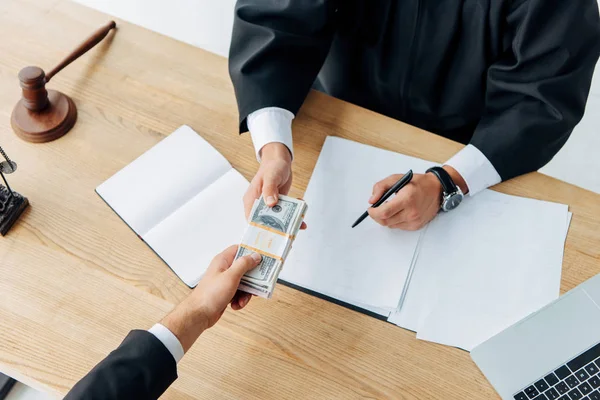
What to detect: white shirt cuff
<box><xmin>148</xmin><ymin>323</ymin><xmax>185</xmax><ymax>363</ymax></box>
<box><xmin>247</xmin><ymin>107</ymin><xmax>294</xmax><ymax>162</ymax></box>
<box><xmin>445</xmin><ymin>144</ymin><xmax>502</xmax><ymax>196</ymax></box>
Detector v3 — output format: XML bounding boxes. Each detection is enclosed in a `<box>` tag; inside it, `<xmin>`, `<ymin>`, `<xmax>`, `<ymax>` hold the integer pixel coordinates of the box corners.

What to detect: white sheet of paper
<box><xmin>412</xmin><ymin>191</ymin><xmax>570</xmax><ymax>351</ymax></box>
<box><xmin>96</xmin><ymin>125</ymin><xmax>231</xmax><ymax>235</ymax></box>
<box><xmin>281</xmin><ymin>136</ymin><xmax>435</xmax><ymax>309</ymax></box>
<box><xmin>144</xmin><ymin>169</ymin><xmax>249</xmax><ymax>287</ymax></box>
<box><xmin>313</xmin><ymin>230</ymin><xmax>428</xmax><ymax>318</ymax></box>
<box><xmin>387</xmin><ymin>226</ymin><xmax>434</xmax><ymax>331</ymax></box>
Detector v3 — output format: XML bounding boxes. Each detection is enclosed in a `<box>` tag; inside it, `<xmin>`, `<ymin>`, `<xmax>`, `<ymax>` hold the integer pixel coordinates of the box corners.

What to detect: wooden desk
<box><xmin>0</xmin><ymin>1</ymin><xmax>599</xmax><ymax>398</ymax></box>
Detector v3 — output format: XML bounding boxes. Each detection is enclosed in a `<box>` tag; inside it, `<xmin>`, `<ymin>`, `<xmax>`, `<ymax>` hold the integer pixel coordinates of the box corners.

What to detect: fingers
<box><xmin>371</xmin><ymin>207</ymin><xmax>423</xmax><ymax>230</ymax></box>
<box><xmin>205</xmin><ymin>245</ymin><xmax>239</xmax><ymax>275</ymax></box>
<box><xmin>368</xmin><ymin>184</ymin><xmax>420</xmax><ymax>227</ymax></box>
<box><xmin>369</xmin><ymin>189</ymin><xmax>426</xmax><ymax>230</ymax></box>
<box><xmin>296</xmin><ymin>196</ymin><xmax>307</xmax><ymax>230</ymax></box>
<box><xmin>227</xmin><ymin>252</ymin><xmax>262</xmax><ymax>280</ymax></box>
<box><xmin>239</xmin><ymin>293</ymin><xmax>252</xmax><ymax>308</ymax></box>
<box><xmin>262</xmin><ymin>171</ymin><xmax>281</xmax><ymax>207</ymax></box>
<box><xmin>388</xmin><ymin>221</ymin><xmax>423</xmax><ymax>231</ymax></box>
<box><xmin>230</xmin><ymin>291</ymin><xmax>252</xmax><ymax>310</ymax></box>
<box><xmin>280</xmin><ymin>171</ymin><xmax>293</xmax><ymax>197</ymax></box>
<box><xmin>369</xmin><ymin>174</ymin><xmax>403</xmax><ymax>204</ymax></box>
<box><xmin>368</xmin><ymin>194</ymin><xmax>406</xmax><ymax>225</ymax></box>
<box><xmin>386</xmin><ymin>210</ymin><xmax>419</xmax><ymax>228</ymax></box>
<box><xmin>219</xmin><ymin>245</ymin><xmax>239</xmax><ymax>266</ymax></box>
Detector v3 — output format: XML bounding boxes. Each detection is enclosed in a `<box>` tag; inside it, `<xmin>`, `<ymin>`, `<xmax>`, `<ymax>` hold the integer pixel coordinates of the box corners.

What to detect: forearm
<box><xmin>160</xmin><ymin>298</ymin><xmax>208</xmax><ymax>353</ymax></box>
<box><xmin>65</xmin><ymin>247</ymin><xmax>261</xmax><ymax>399</ymax></box>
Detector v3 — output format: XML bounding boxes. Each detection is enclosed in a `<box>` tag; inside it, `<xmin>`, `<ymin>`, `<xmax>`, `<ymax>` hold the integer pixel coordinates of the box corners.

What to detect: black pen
<box><xmin>351</xmin><ymin>170</ymin><xmax>414</xmax><ymax>228</ymax></box>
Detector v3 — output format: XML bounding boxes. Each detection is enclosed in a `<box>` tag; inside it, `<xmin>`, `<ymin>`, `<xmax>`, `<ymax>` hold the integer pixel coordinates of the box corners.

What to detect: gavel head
<box><xmin>18</xmin><ymin>66</ymin><xmax>49</xmax><ymax>112</ymax></box>
<box><xmin>11</xmin><ymin>20</ymin><xmax>116</xmax><ymax>143</ymax></box>
<box><xmin>11</xmin><ymin>66</ymin><xmax>77</xmax><ymax>143</ymax></box>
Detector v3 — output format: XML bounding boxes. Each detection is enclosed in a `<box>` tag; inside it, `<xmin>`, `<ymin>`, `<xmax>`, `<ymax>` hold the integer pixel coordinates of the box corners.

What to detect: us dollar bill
<box><xmin>236</xmin><ymin>195</ymin><xmax>307</xmax><ymax>298</ymax></box>
<box><xmin>249</xmin><ymin>196</ymin><xmax>302</xmax><ymax>235</ymax></box>
<box><xmin>235</xmin><ymin>246</ymin><xmax>279</xmax><ymax>283</ymax></box>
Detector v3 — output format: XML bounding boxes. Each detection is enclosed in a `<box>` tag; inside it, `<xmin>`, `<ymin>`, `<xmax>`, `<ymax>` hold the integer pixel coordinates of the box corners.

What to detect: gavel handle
<box><xmin>45</xmin><ymin>20</ymin><xmax>116</xmax><ymax>83</ymax></box>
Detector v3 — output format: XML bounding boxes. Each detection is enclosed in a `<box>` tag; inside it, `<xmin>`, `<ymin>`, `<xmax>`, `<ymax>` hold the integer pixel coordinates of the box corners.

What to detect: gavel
<box><xmin>11</xmin><ymin>21</ymin><xmax>117</xmax><ymax>143</ymax></box>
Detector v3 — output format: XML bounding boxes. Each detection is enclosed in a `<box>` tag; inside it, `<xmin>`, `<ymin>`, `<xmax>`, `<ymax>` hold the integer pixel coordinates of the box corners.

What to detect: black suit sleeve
<box><xmin>228</xmin><ymin>0</ymin><xmax>338</xmax><ymax>132</ymax></box>
<box><xmin>471</xmin><ymin>0</ymin><xmax>600</xmax><ymax>181</ymax></box>
<box><xmin>64</xmin><ymin>330</ymin><xmax>177</xmax><ymax>400</ymax></box>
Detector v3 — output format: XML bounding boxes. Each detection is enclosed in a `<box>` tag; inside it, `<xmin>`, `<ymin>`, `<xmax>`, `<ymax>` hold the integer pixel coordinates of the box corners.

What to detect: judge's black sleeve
<box><xmin>472</xmin><ymin>0</ymin><xmax>600</xmax><ymax>180</ymax></box>
<box><xmin>64</xmin><ymin>330</ymin><xmax>177</xmax><ymax>400</ymax></box>
<box><xmin>228</xmin><ymin>0</ymin><xmax>338</xmax><ymax>132</ymax></box>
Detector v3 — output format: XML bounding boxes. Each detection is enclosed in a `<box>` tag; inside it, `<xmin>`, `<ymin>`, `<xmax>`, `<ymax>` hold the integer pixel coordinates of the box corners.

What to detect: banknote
<box><xmin>236</xmin><ymin>195</ymin><xmax>307</xmax><ymax>298</ymax></box>
<box><xmin>234</xmin><ymin>246</ymin><xmax>279</xmax><ymax>283</ymax></box>
<box><xmin>249</xmin><ymin>196</ymin><xmax>302</xmax><ymax>235</ymax></box>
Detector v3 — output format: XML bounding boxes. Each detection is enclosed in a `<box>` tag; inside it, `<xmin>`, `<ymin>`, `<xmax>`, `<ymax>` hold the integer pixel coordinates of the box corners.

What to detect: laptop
<box><xmin>472</xmin><ymin>273</ymin><xmax>600</xmax><ymax>400</ymax></box>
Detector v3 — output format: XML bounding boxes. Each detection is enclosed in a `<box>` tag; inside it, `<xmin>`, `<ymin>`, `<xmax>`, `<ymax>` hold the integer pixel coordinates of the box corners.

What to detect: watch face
<box><xmin>443</xmin><ymin>193</ymin><xmax>463</xmax><ymax>211</ymax></box>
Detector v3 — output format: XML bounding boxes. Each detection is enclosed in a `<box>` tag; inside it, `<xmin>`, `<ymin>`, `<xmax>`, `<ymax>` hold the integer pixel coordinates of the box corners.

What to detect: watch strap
<box><xmin>426</xmin><ymin>166</ymin><xmax>458</xmax><ymax>195</ymax></box>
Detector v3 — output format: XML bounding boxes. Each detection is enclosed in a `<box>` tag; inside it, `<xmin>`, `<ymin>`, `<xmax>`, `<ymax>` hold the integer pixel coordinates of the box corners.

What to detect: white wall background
<box><xmin>74</xmin><ymin>0</ymin><xmax>236</xmax><ymax>57</ymax></box>
<box><xmin>72</xmin><ymin>0</ymin><xmax>600</xmax><ymax>193</ymax></box>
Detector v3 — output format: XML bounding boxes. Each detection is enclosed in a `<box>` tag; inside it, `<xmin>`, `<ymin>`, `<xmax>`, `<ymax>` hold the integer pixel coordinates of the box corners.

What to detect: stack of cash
<box><xmin>236</xmin><ymin>195</ymin><xmax>307</xmax><ymax>298</ymax></box>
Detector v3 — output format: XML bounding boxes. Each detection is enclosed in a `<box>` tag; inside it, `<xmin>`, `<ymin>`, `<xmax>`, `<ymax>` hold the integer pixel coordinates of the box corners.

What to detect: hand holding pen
<box><xmin>352</xmin><ymin>170</ymin><xmax>414</xmax><ymax>228</ymax></box>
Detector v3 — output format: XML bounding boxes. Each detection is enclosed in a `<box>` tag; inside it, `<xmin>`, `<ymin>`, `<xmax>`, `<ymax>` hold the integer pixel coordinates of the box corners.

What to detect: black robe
<box><xmin>229</xmin><ymin>0</ymin><xmax>600</xmax><ymax>181</ymax></box>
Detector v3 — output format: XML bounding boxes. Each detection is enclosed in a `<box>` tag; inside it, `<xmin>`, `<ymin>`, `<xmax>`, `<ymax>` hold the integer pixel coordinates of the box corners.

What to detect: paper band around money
<box><xmin>249</xmin><ymin>221</ymin><xmax>296</xmax><ymax>240</ymax></box>
<box><xmin>239</xmin><ymin>244</ymin><xmax>284</xmax><ymax>262</ymax></box>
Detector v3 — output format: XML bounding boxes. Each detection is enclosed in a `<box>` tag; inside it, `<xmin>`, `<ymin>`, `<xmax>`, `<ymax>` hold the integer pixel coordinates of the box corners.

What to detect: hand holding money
<box><xmin>236</xmin><ymin>195</ymin><xmax>307</xmax><ymax>298</ymax></box>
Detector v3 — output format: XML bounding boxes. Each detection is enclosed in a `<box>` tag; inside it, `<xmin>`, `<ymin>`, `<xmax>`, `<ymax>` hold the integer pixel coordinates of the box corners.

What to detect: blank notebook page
<box><xmin>96</xmin><ymin>125</ymin><xmax>249</xmax><ymax>287</ymax></box>
<box><xmin>144</xmin><ymin>169</ymin><xmax>248</xmax><ymax>286</ymax></box>
<box><xmin>96</xmin><ymin>125</ymin><xmax>232</xmax><ymax>236</ymax></box>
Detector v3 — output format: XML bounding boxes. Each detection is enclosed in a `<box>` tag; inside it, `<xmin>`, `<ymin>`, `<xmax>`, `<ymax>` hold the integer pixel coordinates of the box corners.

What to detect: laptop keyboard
<box><xmin>514</xmin><ymin>342</ymin><xmax>600</xmax><ymax>400</ymax></box>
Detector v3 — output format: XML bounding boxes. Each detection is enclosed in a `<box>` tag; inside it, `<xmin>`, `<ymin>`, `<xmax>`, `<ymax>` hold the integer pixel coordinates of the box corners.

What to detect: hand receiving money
<box><xmin>243</xmin><ymin>143</ymin><xmax>307</xmax><ymax>230</ymax></box>
<box><xmin>243</xmin><ymin>143</ymin><xmax>292</xmax><ymax>215</ymax></box>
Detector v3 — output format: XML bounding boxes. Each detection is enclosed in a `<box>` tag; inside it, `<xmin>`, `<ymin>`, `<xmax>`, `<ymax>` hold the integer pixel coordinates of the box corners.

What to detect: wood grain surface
<box><xmin>0</xmin><ymin>0</ymin><xmax>598</xmax><ymax>398</ymax></box>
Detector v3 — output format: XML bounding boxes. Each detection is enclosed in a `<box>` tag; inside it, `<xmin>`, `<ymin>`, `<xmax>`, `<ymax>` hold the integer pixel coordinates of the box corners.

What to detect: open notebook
<box><xmin>96</xmin><ymin>126</ymin><xmax>248</xmax><ymax>287</ymax></box>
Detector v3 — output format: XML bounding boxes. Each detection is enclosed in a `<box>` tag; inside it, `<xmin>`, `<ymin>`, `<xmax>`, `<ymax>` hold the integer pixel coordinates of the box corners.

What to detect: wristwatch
<box><xmin>426</xmin><ymin>166</ymin><xmax>464</xmax><ymax>212</ymax></box>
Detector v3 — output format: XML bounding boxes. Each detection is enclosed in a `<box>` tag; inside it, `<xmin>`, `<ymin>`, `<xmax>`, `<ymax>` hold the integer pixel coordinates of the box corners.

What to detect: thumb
<box><xmin>262</xmin><ymin>173</ymin><xmax>280</xmax><ymax>207</ymax></box>
<box><xmin>370</xmin><ymin>175</ymin><xmax>403</xmax><ymax>204</ymax></box>
<box><xmin>227</xmin><ymin>252</ymin><xmax>262</xmax><ymax>280</ymax></box>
